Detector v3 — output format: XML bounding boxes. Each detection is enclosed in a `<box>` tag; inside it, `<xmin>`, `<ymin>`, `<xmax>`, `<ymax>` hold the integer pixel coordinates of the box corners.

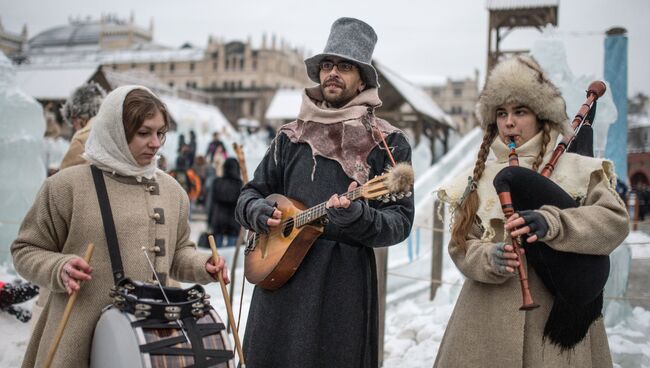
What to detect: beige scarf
<box><xmin>438</xmin><ymin>129</ymin><xmax>615</xmax><ymax>241</ymax></box>
<box><xmin>84</xmin><ymin>85</ymin><xmax>159</xmax><ymax>181</ymax></box>
<box><xmin>278</xmin><ymin>86</ymin><xmax>401</xmax><ymax>184</ymax></box>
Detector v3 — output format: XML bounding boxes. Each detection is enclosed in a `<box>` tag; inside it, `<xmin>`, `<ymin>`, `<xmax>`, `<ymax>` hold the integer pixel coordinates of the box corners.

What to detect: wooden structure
<box><xmin>374</xmin><ymin>61</ymin><xmax>456</xmax><ymax>164</ymax></box>
<box><xmin>486</xmin><ymin>0</ymin><xmax>559</xmax><ymax>75</ymax></box>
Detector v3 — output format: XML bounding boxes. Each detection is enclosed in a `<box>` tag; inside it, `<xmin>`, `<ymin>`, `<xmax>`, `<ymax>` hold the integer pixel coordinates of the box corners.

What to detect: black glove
<box><xmin>489</xmin><ymin>242</ymin><xmax>510</xmax><ymax>273</ymax></box>
<box><xmin>1</xmin><ymin>305</ymin><xmax>32</xmax><ymax>323</ymax></box>
<box><xmin>246</xmin><ymin>198</ymin><xmax>277</xmax><ymax>234</ymax></box>
<box><xmin>518</xmin><ymin>210</ymin><xmax>549</xmax><ymax>241</ymax></box>
<box><xmin>0</xmin><ymin>281</ymin><xmax>39</xmax><ymax>308</ymax></box>
<box><xmin>326</xmin><ymin>200</ymin><xmax>363</xmax><ymax>227</ymax></box>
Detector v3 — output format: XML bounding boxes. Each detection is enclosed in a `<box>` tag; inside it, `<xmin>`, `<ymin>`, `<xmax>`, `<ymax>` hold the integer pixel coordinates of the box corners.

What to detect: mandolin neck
<box><xmin>295</xmin><ymin>187</ymin><xmax>364</xmax><ymax>227</ymax></box>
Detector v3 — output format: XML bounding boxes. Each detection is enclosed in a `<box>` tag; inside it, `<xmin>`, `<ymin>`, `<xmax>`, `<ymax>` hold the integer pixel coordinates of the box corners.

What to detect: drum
<box><xmin>90</xmin><ymin>278</ymin><xmax>234</xmax><ymax>368</ymax></box>
<box><xmin>91</xmin><ymin>306</ymin><xmax>235</xmax><ymax>368</ymax></box>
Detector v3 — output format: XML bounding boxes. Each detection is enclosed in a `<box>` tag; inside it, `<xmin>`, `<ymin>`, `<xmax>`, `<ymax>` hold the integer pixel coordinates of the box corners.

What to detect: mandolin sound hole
<box><xmin>282</xmin><ymin>220</ymin><xmax>294</xmax><ymax>237</ymax></box>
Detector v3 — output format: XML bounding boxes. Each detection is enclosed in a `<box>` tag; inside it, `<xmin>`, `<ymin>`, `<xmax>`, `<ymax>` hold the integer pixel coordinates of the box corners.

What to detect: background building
<box><xmin>15</xmin><ymin>14</ymin><xmax>311</xmax><ymax>127</ymax></box>
<box><xmin>417</xmin><ymin>72</ymin><xmax>480</xmax><ymax>134</ymax></box>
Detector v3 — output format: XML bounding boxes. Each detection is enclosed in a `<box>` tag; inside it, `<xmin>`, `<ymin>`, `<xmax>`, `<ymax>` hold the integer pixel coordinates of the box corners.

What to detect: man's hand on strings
<box><xmin>326</xmin><ymin>182</ymin><xmax>363</xmax><ymax>226</ymax></box>
<box><xmin>325</xmin><ymin>181</ymin><xmax>358</xmax><ymax>209</ymax></box>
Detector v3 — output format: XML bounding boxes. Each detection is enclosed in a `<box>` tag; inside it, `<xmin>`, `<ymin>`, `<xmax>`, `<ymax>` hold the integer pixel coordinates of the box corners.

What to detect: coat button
<box><xmin>152</xmin><ymin>213</ymin><xmax>161</xmax><ymax>220</ymax></box>
<box><xmin>153</xmin><ymin>246</ymin><xmax>161</xmax><ymax>253</ymax></box>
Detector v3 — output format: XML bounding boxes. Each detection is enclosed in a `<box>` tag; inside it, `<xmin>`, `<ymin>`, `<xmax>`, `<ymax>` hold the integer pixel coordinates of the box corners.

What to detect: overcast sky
<box><xmin>2</xmin><ymin>0</ymin><xmax>648</xmax><ymax>96</ymax></box>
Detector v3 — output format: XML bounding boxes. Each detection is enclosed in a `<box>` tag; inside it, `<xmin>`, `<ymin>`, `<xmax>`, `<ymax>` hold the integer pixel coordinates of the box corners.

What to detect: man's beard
<box><xmin>320</xmin><ymin>79</ymin><xmax>357</xmax><ymax>108</ymax></box>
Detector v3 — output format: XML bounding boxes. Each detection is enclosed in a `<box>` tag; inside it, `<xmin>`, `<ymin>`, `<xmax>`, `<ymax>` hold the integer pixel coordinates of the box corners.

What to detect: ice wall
<box><xmin>0</xmin><ymin>52</ymin><xmax>46</xmax><ymax>264</ymax></box>
<box><xmin>531</xmin><ymin>39</ymin><xmax>618</xmax><ymax>157</ymax></box>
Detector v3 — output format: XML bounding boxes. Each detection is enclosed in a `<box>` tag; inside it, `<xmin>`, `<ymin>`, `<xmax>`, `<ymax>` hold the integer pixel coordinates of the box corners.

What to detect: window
<box><xmin>225</xmin><ymin>59</ymin><xmax>230</xmax><ymax>70</ymax></box>
<box><xmin>169</xmin><ymin>81</ymin><xmax>174</xmax><ymax>88</ymax></box>
<box><xmin>238</xmin><ymin>81</ymin><xmax>243</xmax><ymax>90</ymax></box>
<box><xmin>190</xmin><ymin>62</ymin><xmax>195</xmax><ymax>72</ymax></box>
<box><xmin>252</xmin><ymin>60</ymin><xmax>257</xmax><ymax>70</ymax></box>
<box><xmin>149</xmin><ymin>64</ymin><xmax>155</xmax><ymax>72</ymax></box>
<box><xmin>240</xmin><ymin>59</ymin><xmax>244</xmax><ymax>70</ymax></box>
<box><xmin>213</xmin><ymin>62</ymin><xmax>218</xmax><ymax>71</ymax></box>
<box><xmin>170</xmin><ymin>63</ymin><xmax>175</xmax><ymax>72</ymax></box>
<box><xmin>131</xmin><ymin>63</ymin><xmax>136</xmax><ymax>69</ymax></box>
<box><xmin>453</xmin><ymin>88</ymin><xmax>462</xmax><ymax>97</ymax></box>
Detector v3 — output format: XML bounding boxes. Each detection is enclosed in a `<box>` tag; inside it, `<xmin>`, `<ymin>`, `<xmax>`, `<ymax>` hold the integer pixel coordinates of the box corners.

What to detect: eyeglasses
<box><xmin>319</xmin><ymin>60</ymin><xmax>356</xmax><ymax>73</ymax></box>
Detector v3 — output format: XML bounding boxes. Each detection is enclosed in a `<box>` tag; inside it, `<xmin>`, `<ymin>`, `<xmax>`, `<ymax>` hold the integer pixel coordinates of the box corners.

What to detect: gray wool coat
<box><xmin>235</xmin><ymin>131</ymin><xmax>414</xmax><ymax>368</ymax></box>
<box><xmin>434</xmin><ymin>168</ymin><xmax>629</xmax><ymax>368</ymax></box>
<box><xmin>11</xmin><ymin>165</ymin><xmax>214</xmax><ymax>368</ymax></box>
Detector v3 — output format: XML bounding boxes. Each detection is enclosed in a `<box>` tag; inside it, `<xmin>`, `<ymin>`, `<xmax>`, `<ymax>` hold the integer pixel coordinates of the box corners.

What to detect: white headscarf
<box><xmin>84</xmin><ymin>85</ymin><xmax>161</xmax><ymax>181</ymax></box>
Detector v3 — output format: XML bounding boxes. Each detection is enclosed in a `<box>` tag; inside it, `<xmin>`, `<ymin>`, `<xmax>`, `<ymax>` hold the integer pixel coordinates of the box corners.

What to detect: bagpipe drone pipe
<box><xmin>493</xmin><ymin>81</ymin><xmax>609</xmax><ymax>350</ymax></box>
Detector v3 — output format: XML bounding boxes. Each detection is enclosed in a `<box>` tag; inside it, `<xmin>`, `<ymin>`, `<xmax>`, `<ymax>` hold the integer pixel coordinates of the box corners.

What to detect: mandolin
<box><xmin>244</xmin><ymin>163</ymin><xmax>414</xmax><ymax>290</ymax></box>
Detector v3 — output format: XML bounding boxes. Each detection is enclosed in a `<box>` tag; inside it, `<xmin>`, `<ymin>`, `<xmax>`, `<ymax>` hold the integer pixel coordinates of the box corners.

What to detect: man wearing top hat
<box><xmin>235</xmin><ymin>17</ymin><xmax>414</xmax><ymax>367</ymax></box>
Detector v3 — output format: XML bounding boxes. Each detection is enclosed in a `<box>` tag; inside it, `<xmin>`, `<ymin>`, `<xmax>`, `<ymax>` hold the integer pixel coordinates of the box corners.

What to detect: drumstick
<box><xmin>44</xmin><ymin>243</ymin><xmax>95</xmax><ymax>368</ymax></box>
<box><xmin>208</xmin><ymin>235</ymin><xmax>246</xmax><ymax>367</ymax></box>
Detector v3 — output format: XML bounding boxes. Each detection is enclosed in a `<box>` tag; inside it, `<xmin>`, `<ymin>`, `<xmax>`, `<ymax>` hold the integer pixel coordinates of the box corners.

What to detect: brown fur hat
<box><xmin>476</xmin><ymin>55</ymin><xmax>572</xmax><ymax>137</ymax></box>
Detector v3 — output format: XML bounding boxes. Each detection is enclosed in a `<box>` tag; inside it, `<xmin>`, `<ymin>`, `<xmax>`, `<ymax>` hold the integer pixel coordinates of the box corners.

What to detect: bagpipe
<box><xmin>493</xmin><ymin>81</ymin><xmax>609</xmax><ymax>349</ymax></box>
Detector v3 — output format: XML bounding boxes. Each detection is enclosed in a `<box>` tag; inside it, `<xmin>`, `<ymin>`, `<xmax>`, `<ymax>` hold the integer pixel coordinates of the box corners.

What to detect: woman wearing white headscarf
<box><xmin>11</xmin><ymin>85</ymin><xmax>229</xmax><ymax>368</ymax></box>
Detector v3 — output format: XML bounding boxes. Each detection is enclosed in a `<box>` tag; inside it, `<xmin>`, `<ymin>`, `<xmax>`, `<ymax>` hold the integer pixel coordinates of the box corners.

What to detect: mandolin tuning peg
<box><xmin>405</xmin><ymin>191</ymin><xmax>412</xmax><ymax>198</ymax></box>
<box><xmin>397</xmin><ymin>193</ymin><xmax>404</xmax><ymax>199</ymax></box>
<box><xmin>390</xmin><ymin>194</ymin><xmax>397</xmax><ymax>202</ymax></box>
<box><xmin>382</xmin><ymin>196</ymin><xmax>390</xmax><ymax>203</ymax></box>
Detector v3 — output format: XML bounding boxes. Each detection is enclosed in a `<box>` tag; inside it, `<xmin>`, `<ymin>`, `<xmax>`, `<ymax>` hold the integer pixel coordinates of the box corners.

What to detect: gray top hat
<box><xmin>304</xmin><ymin>17</ymin><xmax>379</xmax><ymax>88</ymax></box>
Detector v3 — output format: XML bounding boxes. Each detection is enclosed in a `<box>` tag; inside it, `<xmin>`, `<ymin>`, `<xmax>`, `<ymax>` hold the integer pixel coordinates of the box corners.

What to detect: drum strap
<box><xmin>135</xmin><ymin>317</ymin><xmax>234</xmax><ymax>366</ymax></box>
<box><xmin>90</xmin><ymin>165</ymin><xmax>126</xmax><ymax>284</ymax></box>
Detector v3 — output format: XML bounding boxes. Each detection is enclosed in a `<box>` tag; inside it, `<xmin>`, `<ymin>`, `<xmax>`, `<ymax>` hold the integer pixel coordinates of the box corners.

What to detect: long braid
<box><xmin>451</xmin><ymin>124</ymin><xmax>498</xmax><ymax>251</ymax></box>
<box><xmin>532</xmin><ymin>122</ymin><xmax>551</xmax><ymax>172</ymax></box>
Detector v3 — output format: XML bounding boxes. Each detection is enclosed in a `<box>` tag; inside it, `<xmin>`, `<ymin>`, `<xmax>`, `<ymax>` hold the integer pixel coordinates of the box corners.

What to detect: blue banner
<box><xmin>604</xmin><ymin>32</ymin><xmax>628</xmax><ymax>184</ymax></box>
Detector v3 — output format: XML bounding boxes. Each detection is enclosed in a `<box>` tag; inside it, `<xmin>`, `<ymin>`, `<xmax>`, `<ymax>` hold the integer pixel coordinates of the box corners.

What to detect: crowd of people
<box><xmin>168</xmin><ymin>131</ymin><xmax>243</xmax><ymax>246</ymax></box>
<box><xmin>4</xmin><ymin>15</ymin><xmax>631</xmax><ymax>368</ymax></box>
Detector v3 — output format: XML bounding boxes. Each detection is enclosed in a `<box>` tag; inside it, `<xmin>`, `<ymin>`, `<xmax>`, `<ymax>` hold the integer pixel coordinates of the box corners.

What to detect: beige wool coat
<box><xmin>434</xmin><ymin>132</ymin><xmax>629</xmax><ymax>368</ymax></box>
<box><xmin>11</xmin><ymin>164</ymin><xmax>214</xmax><ymax>368</ymax></box>
<box><xmin>59</xmin><ymin>119</ymin><xmax>93</xmax><ymax>170</ymax></box>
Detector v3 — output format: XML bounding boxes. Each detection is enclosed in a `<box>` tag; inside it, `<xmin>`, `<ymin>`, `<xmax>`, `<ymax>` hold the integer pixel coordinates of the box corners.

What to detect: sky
<box><xmin>1</xmin><ymin>0</ymin><xmax>649</xmax><ymax>96</ymax></box>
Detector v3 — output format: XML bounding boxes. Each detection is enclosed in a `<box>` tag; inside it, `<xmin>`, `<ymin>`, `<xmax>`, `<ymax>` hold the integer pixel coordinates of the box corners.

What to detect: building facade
<box><xmin>18</xmin><ymin>15</ymin><xmax>311</xmax><ymax>126</ymax></box>
<box><xmin>421</xmin><ymin>71</ymin><xmax>480</xmax><ymax>134</ymax></box>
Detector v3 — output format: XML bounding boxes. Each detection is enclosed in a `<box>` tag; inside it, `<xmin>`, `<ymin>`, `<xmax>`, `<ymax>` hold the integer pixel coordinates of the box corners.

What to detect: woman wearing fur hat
<box><xmin>434</xmin><ymin>56</ymin><xmax>628</xmax><ymax>367</ymax></box>
<box><xmin>11</xmin><ymin>85</ymin><xmax>229</xmax><ymax>368</ymax></box>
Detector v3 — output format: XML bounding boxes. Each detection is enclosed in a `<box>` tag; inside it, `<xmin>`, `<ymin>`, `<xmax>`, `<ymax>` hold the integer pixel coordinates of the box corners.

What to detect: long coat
<box><xmin>235</xmin><ymin>132</ymin><xmax>414</xmax><ymax>368</ymax></box>
<box><xmin>434</xmin><ymin>133</ymin><xmax>629</xmax><ymax>368</ymax></box>
<box><xmin>209</xmin><ymin>159</ymin><xmax>243</xmax><ymax>237</ymax></box>
<box><xmin>11</xmin><ymin>165</ymin><xmax>214</xmax><ymax>368</ymax></box>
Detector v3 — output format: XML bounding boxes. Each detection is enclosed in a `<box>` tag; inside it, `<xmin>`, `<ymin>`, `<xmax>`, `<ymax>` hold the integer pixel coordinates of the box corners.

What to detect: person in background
<box><xmin>11</xmin><ymin>85</ymin><xmax>228</xmax><ymax>367</ymax></box>
<box><xmin>59</xmin><ymin>82</ymin><xmax>106</xmax><ymax>170</ymax></box>
<box><xmin>192</xmin><ymin>155</ymin><xmax>215</xmax><ymax>209</ymax></box>
<box><xmin>170</xmin><ymin>156</ymin><xmax>202</xmax><ymax>219</ymax></box>
<box><xmin>187</xmin><ymin>130</ymin><xmax>197</xmax><ymax>167</ymax></box>
<box><xmin>212</xmin><ymin>144</ymin><xmax>227</xmax><ymax>177</ymax></box>
<box><xmin>208</xmin><ymin>158</ymin><xmax>243</xmax><ymax>247</ymax></box>
<box><xmin>206</xmin><ymin>132</ymin><xmax>226</xmax><ymax>163</ymax></box>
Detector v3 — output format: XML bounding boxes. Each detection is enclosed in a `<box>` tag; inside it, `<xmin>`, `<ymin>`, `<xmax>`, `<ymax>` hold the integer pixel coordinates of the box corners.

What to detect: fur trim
<box><xmin>476</xmin><ymin>55</ymin><xmax>572</xmax><ymax>137</ymax></box>
<box><xmin>60</xmin><ymin>82</ymin><xmax>106</xmax><ymax>125</ymax></box>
